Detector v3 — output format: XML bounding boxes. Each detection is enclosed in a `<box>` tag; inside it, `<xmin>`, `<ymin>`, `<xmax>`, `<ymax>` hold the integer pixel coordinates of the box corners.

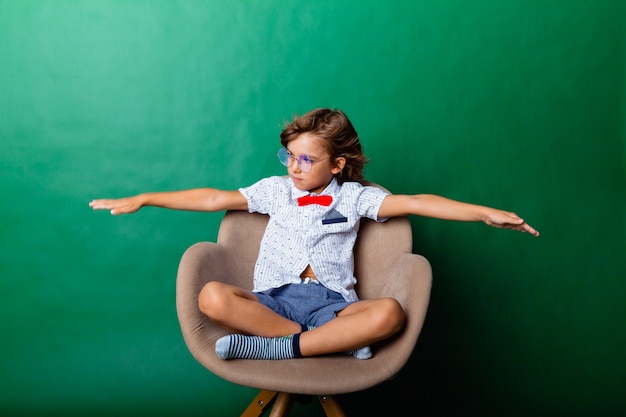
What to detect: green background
<box><xmin>1</xmin><ymin>1</ymin><xmax>624</xmax><ymax>416</ymax></box>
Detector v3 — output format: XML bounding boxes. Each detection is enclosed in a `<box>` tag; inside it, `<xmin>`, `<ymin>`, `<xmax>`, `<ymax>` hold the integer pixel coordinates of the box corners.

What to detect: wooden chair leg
<box><xmin>241</xmin><ymin>390</ymin><xmax>344</xmax><ymax>417</ymax></box>
<box><xmin>241</xmin><ymin>389</ymin><xmax>278</xmax><ymax>417</ymax></box>
<box><xmin>317</xmin><ymin>395</ymin><xmax>347</xmax><ymax>417</ymax></box>
<box><xmin>268</xmin><ymin>392</ymin><xmax>295</xmax><ymax>417</ymax></box>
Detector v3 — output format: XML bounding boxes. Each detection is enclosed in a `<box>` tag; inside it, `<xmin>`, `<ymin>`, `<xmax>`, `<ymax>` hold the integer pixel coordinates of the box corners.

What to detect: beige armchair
<box><xmin>176</xmin><ymin>206</ymin><xmax>432</xmax><ymax>416</ymax></box>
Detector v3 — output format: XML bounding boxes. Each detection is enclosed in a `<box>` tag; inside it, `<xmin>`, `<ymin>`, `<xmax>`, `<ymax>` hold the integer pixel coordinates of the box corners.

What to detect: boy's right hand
<box><xmin>89</xmin><ymin>196</ymin><xmax>143</xmax><ymax>215</ymax></box>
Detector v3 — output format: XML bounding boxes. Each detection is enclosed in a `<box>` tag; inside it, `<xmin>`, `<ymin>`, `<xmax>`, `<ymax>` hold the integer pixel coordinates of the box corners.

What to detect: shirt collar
<box><xmin>289</xmin><ymin>177</ymin><xmax>340</xmax><ymax>201</ymax></box>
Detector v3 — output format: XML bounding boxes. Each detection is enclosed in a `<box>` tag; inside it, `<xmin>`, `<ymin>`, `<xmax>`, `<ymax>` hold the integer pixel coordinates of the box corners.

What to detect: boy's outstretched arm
<box><xmin>89</xmin><ymin>188</ymin><xmax>248</xmax><ymax>215</ymax></box>
<box><xmin>379</xmin><ymin>194</ymin><xmax>539</xmax><ymax>237</ymax></box>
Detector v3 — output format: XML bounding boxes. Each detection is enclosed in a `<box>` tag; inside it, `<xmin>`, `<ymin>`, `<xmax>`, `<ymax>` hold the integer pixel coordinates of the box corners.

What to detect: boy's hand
<box><xmin>89</xmin><ymin>196</ymin><xmax>143</xmax><ymax>215</ymax></box>
<box><xmin>483</xmin><ymin>210</ymin><xmax>540</xmax><ymax>237</ymax></box>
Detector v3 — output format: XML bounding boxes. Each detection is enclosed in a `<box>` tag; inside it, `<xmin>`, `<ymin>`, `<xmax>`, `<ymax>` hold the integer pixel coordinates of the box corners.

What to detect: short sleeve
<box><xmin>239</xmin><ymin>176</ymin><xmax>285</xmax><ymax>215</ymax></box>
<box><xmin>355</xmin><ymin>184</ymin><xmax>390</xmax><ymax>222</ymax></box>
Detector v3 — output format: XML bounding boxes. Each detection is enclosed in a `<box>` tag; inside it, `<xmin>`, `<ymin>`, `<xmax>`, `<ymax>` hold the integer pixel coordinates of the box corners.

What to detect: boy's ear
<box><xmin>331</xmin><ymin>157</ymin><xmax>346</xmax><ymax>175</ymax></box>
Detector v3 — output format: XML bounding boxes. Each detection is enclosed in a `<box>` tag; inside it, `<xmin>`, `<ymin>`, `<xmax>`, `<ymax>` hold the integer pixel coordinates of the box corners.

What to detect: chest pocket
<box><xmin>321</xmin><ymin>208</ymin><xmax>348</xmax><ymax>225</ymax></box>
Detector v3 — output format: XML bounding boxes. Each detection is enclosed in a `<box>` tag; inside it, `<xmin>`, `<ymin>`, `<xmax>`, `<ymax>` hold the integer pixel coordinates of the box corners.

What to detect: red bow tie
<box><xmin>297</xmin><ymin>195</ymin><xmax>333</xmax><ymax>206</ymax></box>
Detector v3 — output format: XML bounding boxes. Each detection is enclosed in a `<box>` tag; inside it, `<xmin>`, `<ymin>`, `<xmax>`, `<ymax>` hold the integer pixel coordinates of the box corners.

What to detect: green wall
<box><xmin>1</xmin><ymin>1</ymin><xmax>624</xmax><ymax>416</ymax></box>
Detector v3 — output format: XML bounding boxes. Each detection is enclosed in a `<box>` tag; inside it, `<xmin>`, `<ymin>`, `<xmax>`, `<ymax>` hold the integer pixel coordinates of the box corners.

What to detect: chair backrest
<box><xmin>176</xmin><ymin>203</ymin><xmax>432</xmax><ymax>396</ymax></box>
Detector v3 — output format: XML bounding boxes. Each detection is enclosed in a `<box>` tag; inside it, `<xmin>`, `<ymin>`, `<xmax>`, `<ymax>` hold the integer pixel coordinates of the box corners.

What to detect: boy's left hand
<box><xmin>484</xmin><ymin>211</ymin><xmax>540</xmax><ymax>236</ymax></box>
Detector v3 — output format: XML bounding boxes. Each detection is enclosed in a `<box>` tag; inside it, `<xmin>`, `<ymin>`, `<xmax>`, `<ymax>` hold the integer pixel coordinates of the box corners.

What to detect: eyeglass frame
<box><xmin>277</xmin><ymin>147</ymin><xmax>331</xmax><ymax>173</ymax></box>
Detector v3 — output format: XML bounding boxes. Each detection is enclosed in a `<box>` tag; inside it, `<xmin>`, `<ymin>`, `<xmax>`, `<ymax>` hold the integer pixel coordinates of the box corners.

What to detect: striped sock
<box><xmin>347</xmin><ymin>345</ymin><xmax>373</xmax><ymax>360</ymax></box>
<box><xmin>307</xmin><ymin>325</ymin><xmax>373</xmax><ymax>360</ymax></box>
<box><xmin>215</xmin><ymin>334</ymin><xmax>301</xmax><ymax>360</ymax></box>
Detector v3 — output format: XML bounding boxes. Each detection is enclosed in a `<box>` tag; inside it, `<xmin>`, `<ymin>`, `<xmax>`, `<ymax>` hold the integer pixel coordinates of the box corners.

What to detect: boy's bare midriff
<box><xmin>300</xmin><ymin>264</ymin><xmax>317</xmax><ymax>279</ymax></box>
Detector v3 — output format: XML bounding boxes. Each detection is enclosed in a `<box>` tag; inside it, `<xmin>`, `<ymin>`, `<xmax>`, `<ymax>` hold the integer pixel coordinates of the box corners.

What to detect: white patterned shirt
<box><xmin>239</xmin><ymin>176</ymin><xmax>388</xmax><ymax>301</ymax></box>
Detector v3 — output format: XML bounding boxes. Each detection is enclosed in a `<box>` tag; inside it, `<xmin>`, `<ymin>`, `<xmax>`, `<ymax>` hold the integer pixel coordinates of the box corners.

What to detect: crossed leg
<box><xmin>198</xmin><ymin>281</ymin><xmax>406</xmax><ymax>359</ymax></box>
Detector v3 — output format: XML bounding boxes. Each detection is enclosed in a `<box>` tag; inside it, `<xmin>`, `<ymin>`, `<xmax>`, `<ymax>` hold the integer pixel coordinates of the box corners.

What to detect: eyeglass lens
<box><xmin>277</xmin><ymin>148</ymin><xmax>312</xmax><ymax>172</ymax></box>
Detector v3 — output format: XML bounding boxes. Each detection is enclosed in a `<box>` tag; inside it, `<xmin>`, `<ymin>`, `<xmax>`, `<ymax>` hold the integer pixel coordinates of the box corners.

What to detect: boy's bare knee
<box><xmin>373</xmin><ymin>298</ymin><xmax>406</xmax><ymax>335</ymax></box>
<box><xmin>198</xmin><ymin>281</ymin><xmax>228</xmax><ymax>318</ymax></box>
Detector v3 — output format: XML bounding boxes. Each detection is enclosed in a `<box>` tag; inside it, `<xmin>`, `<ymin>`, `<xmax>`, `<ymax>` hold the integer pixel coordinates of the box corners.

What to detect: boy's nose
<box><xmin>289</xmin><ymin>158</ymin><xmax>301</xmax><ymax>172</ymax></box>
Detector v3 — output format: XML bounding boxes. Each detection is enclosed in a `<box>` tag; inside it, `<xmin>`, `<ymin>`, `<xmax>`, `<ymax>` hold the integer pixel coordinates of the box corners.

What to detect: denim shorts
<box><xmin>254</xmin><ymin>281</ymin><xmax>353</xmax><ymax>328</ymax></box>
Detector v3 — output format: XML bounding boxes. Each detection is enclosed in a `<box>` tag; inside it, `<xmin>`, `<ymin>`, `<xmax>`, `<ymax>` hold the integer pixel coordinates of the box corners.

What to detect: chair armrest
<box><xmin>371</xmin><ymin>253</ymin><xmax>432</xmax><ymax>359</ymax></box>
<box><xmin>380</xmin><ymin>253</ymin><xmax>432</xmax><ymax>310</ymax></box>
<box><xmin>176</xmin><ymin>241</ymin><xmax>251</xmax><ymax>364</ymax></box>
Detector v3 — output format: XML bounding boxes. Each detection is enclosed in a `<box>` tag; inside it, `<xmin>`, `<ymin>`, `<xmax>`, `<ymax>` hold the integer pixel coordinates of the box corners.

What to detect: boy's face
<box><xmin>285</xmin><ymin>133</ymin><xmax>343</xmax><ymax>194</ymax></box>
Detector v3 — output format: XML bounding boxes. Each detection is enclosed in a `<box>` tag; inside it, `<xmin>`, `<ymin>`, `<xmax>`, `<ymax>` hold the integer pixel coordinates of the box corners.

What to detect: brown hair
<box><xmin>280</xmin><ymin>108</ymin><xmax>369</xmax><ymax>184</ymax></box>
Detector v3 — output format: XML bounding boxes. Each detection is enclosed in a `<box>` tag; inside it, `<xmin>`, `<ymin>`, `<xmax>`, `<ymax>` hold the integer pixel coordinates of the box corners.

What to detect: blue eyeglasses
<box><xmin>277</xmin><ymin>148</ymin><xmax>330</xmax><ymax>173</ymax></box>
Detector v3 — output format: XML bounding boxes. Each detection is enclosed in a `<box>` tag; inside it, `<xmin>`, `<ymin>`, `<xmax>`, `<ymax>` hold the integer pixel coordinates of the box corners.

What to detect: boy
<box><xmin>90</xmin><ymin>108</ymin><xmax>539</xmax><ymax>360</ymax></box>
